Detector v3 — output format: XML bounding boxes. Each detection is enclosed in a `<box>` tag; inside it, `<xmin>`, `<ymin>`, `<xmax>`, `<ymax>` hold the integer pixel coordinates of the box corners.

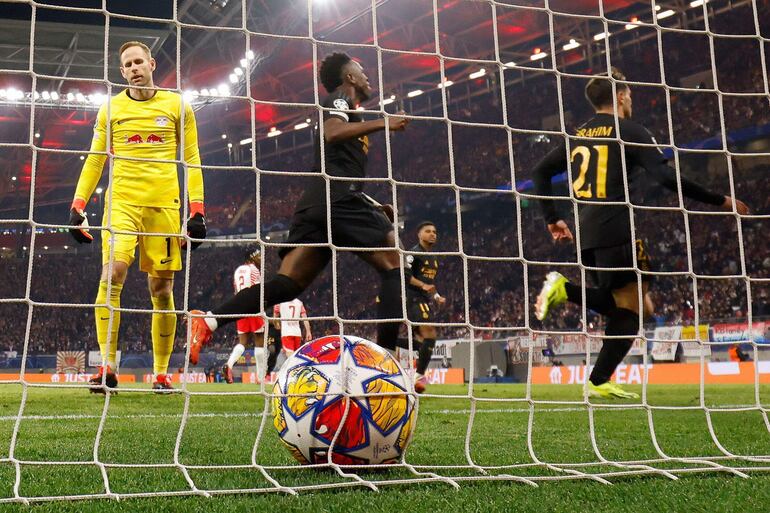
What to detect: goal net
<box><xmin>0</xmin><ymin>0</ymin><xmax>769</xmax><ymax>504</ymax></box>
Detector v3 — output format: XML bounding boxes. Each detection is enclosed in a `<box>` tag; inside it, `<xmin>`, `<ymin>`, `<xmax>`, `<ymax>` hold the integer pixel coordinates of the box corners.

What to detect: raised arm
<box><xmin>627</xmin><ymin>124</ymin><xmax>749</xmax><ymax>214</ymax></box>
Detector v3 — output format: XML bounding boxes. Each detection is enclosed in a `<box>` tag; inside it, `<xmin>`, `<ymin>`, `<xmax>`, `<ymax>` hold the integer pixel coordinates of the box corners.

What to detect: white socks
<box><xmin>253</xmin><ymin>347</ymin><xmax>266</xmax><ymax>378</ymax></box>
<box><xmin>204</xmin><ymin>312</ymin><xmax>218</xmax><ymax>332</ymax></box>
<box><xmin>226</xmin><ymin>343</ymin><xmax>245</xmax><ymax>369</ymax></box>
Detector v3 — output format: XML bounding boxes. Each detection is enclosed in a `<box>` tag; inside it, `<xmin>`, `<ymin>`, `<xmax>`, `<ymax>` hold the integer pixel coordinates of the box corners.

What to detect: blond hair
<box><xmin>118</xmin><ymin>41</ymin><xmax>152</xmax><ymax>63</ymax></box>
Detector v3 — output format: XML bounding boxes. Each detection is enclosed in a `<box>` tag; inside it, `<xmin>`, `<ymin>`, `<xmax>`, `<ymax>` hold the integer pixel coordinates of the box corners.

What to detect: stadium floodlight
<box><xmin>382</xmin><ymin>98</ymin><xmax>395</xmax><ymax>106</ymax></box>
<box><xmin>217</xmin><ymin>83</ymin><xmax>230</xmax><ymax>96</ymax></box>
<box><xmin>182</xmin><ymin>91</ymin><xmax>194</xmax><ymax>103</ymax></box>
<box><xmin>562</xmin><ymin>39</ymin><xmax>580</xmax><ymax>51</ymax></box>
<box><xmin>95</xmin><ymin>187</ymin><xmax>103</xmax><ymax>194</ymax></box>
<box><xmin>437</xmin><ymin>80</ymin><xmax>453</xmax><ymax>88</ymax></box>
<box><xmin>41</xmin><ymin>91</ymin><xmax>50</xmax><ymax>100</ymax></box>
<box><xmin>234</xmin><ymin>67</ymin><xmax>243</xmax><ymax>76</ymax></box>
<box><xmin>239</xmin><ymin>137</ymin><xmax>252</xmax><ymax>145</ymax></box>
<box><xmin>504</xmin><ymin>61</ymin><xmax>516</xmax><ymax>68</ymax></box>
<box><xmin>34</xmin><ymin>132</ymin><xmax>40</xmax><ymax>138</ymax></box>
<box><xmin>75</xmin><ymin>92</ymin><xmax>85</xmax><ymax>102</ymax></box>
<box><xmin>294</xmin><ymin>122</ymin><xmax>309</xmax><ymax>130</ymax></box>
<box><xmin>0</xmin><ymin>89</ymin><xmax>5</xmax><ymax>98</ymax></box>
<box><xmin>625</xmin><ymin>17</ymin><xmax>642</xmax><ymax>29</ymax></box>
<box><xmin>267</xmin><ymin>127</ymin><xmax>281</xmax><ymax>137</ymax></box>
<box><xmin>657</xmin><ymin>9</ymin><xmax>676</xmax><ymax>18</ymax></box>
<box><xmin>229</xmin><ymin>74</ymin><xmax>238</xmax><ymax>84</ymax></box>
<box><xmin>221</xmin><ymin>134</ymin><xmax>227</xmax><ymax>139</ymax></box>
<box><xmin>67</xmin><ymin>92</ymin><xmax>74</xmax><ymax>101</ymax></box>
<box><xmin>50</xmin><ymin>91</ymin><xmax>59</xmax><ymax>100</ymax></box>
<box><xmin>240</xmin><ymin>58</ymin><xmax>248</xmax><ymax>68</ymax></box>
<box><xmin>245</xmin><ymin>50</ymin><xmax>255</xmax><ymax>60</ymax></box>
<box><xmin>468</xmin><ymin>68</ymin><xmax>486</xmax><ymax>79</ymax></box>
<box><xmin>593</xmin><ymin>31</ymin><xmax>609</xmax><ymax>41</ymax></box>
<box><xmin>690</xmin><ymin>0</ymin><xmax>707</xmax><ymax>6</ymax></box>
<box><xmin>407</xmin><ymin>89</ymin><xmax>423</xmax><ymax>98</ymax></box>
<box><xmin>530</xmin><ymin>49</ymin><xmax>548</xmax><ymax>61</ymax></box>
<box><xmin>201</xmin><ymin>88</ymin><xmax>210</xmax><ymax>96</ymax></box>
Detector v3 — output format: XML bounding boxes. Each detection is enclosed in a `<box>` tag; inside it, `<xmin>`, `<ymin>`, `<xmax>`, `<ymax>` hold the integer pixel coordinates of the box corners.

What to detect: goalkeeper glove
<box><xmin>68</xmin><ymin>199</ymin><xmax>93</xmax><ymax>244</ymax></box>
<box><xmin>185</xmin><ymin>202</ymin><xmax>206</xmax><ymax>250</ymax></box>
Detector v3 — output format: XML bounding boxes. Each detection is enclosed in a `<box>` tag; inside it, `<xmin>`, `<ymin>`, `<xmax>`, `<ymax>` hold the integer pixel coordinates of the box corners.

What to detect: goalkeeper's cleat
<box><xmin>152</xmin><ymin>374</ymin><xmax>174</xmax><ymax>393</ymax></box>
<box><xmin>414</xmin><ymin>374</ymin><xmax>428</xmax><ymax>394</ymax></box>
<box><xmin>535</xmin><ymin>272</ymin><xmax>568</xmax><ymax>321</ymax></box>
<box><xmin>188</xmin><ymin>310</ymin><xmax>213</xmax><ymax>365</ymax></box>
<box><xmin>587</xmin><ymin>381</ymin><xmax>639</xmax><ymax>399</ymax></box>
<box><xmin>89</xmin><ymin>366</ymin><xmax>118</xmax><ymax>395</ymax></box>
<box><xmin>222</xmin><ymin>364</ymin><xmax>234</xmax><ymax>384</ymax></box>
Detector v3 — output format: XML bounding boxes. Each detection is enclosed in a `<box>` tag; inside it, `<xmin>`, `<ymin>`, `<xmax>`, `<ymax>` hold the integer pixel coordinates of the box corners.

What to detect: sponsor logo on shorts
<box><xmin>160</xmin><ymin>257</ymin><xmax>173</xmax><ymax>264</ymax></box>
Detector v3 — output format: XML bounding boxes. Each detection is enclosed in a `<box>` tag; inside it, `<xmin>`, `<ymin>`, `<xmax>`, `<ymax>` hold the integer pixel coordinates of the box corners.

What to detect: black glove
<box><xmin>186</xmin><ymin>212</ymin><xmax>206</xmax><ymax>250</ymax></box>
<box><xmin>68</xmin><ymin>208</ymin><xmax>93</xmax><ymax>244</ymax></box>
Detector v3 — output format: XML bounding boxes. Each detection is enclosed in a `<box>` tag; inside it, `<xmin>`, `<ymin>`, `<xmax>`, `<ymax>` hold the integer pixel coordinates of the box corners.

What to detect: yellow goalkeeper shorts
<box><xmin>101</xmin><ymin>202</ymin><xmax>181</xmax><ymax>277</ymax></box>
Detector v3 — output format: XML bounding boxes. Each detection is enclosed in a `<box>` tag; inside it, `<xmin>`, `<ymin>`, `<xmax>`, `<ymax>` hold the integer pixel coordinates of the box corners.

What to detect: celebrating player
<box><xmin>273</xmin><ymin>298</ymin><xmax>312</xmax><ymax>359</ymax></box>
<box><xmin>68</xmin><ymin>41</ymin><xmax>206</xmax><ymax>393</ymax></box>
<box><xmin>533</xmin><ymin>67</ymin><xmax>749</xmax><ymax>399</ymax></box>
<box><xmin>222</xmin><ymin>249</ymin><xmax>266</xmax><ymax>384</ymax></box>
<box><xmin>404</xmin><ymin>221</ymin><xmax>446</xmax><ymax>393</ymax></box>
<box><xmin>186</xmin><ymin>52</ymin><xmax>408</xmax><ymax>363</ymax></box>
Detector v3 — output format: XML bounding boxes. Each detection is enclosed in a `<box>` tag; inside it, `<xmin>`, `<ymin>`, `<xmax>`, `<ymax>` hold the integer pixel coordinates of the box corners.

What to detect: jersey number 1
<box><xmin>571</xmin><ymin>145</ymin><xmax>608</xmax><ymax>199</ymax></box>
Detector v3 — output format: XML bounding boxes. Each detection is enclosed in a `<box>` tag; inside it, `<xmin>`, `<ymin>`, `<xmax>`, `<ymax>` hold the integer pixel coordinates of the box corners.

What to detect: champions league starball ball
<box><xmin>271</xmin><ymin>335</ymin><xmax>417</xmax><ymax>465</ymax></box>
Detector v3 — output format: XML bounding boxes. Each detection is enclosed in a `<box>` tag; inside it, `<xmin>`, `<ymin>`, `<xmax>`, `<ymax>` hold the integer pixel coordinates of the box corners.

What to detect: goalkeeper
<box><xmin>68</xmin><ymin>41</ymin><xmax>206</xmax><ymax>393</ymax></box>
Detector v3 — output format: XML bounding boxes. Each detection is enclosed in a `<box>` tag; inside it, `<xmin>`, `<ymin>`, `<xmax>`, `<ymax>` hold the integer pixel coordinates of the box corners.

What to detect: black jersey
<box><xmin>405</xmin><ymin>244</ymin><xmax>439</xmax><ymax>299</ymax></box>
<box><xmin>295</xmin><ymin>92</ymin><xmax>370</xmax><ymax>211</ymax></box>
<box><xmin>533</xmin><ymin>113</ymin><xmax>724</xmax><ymax>249</ymax></box>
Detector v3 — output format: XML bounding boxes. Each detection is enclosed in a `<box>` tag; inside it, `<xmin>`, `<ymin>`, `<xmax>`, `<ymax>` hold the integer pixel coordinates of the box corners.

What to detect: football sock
<box><xmin>151</xmin><ymin>294</ymin><xmax>176</xmax><ymax>376</ymax></box>
<box><xmin>266</xmin><ymin>342</ymin><xmax>279</xmax><ymax>374</ymax></box>
<box><xmin>95</xmin><ymin>280</ymin><xmax>123</xmax><ymax>368</ymax></box>
<box><xmin>416</xmin><ymin>338</ymin><xmax>436</xmax><ymax>375</ymax></box>
<box><xmin>209</xmin><ymin>274</ymin><xmax>303</xmax><ymax>330</ymax></box>
<box><xmin>565</xmin><ymin>282</ymin><xmax>616</xmax><ymax>316</ymax></box>
<box><xmin>227</xmin><ymin>343</ymin><xmax>246</xmax><ymax>369</ymax></box>
<box><xmin>376</xmin><ymin>269</ymin><xmax>402</xmax><ymax>350</ymax></box>
<box><xmin>253</xmin><ymin>347</ymin><xmax>266</xmax><ymax>379</ymax></box>
<box><xmin>589</xmin><ymin>308</ymin><xmax>639</xmax><ymax>386</ymax></box>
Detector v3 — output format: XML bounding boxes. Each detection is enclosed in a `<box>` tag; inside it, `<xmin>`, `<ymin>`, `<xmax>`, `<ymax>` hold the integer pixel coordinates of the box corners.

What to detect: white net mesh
<box><xmin>0</xmin><ymin>0</ymin><xmax>769</xmax><ymax>504</ymax></box>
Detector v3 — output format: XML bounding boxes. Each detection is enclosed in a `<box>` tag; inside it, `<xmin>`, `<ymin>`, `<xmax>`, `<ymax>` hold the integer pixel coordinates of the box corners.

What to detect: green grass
<box><xmin>1</xmin><ymin>383</ymin><xmax>770</xmax><ymax>512</ymax></box>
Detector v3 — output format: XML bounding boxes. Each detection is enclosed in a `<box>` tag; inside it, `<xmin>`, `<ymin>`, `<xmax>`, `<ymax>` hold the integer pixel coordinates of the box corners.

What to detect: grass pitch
<box><xmin>1</xmin><ymin>382</ymin><xmax>770</xmax><ymax>512</ymax></box>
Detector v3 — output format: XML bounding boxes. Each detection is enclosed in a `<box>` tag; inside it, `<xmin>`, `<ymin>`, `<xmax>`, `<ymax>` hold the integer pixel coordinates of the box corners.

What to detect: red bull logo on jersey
<box><xmin>125</xmin><ymin>134</ymin><xmax>143</xmax><ymax>144</ymax></box>
<box><xmin>146</xmin><ymin>133</ymin><xmax>164</xmax><ymax>144</ymax></box>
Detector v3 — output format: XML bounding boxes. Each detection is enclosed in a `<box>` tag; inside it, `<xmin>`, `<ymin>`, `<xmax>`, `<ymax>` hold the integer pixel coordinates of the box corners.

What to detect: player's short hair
<box><xmin>585</xmin><ymin>67</ymin><xmax>629</xmax><ymax>110</ymax></box>
<box><xmin>245</xmin><ymin>248</ymin><xmax>260</xmax><ymax>262</ymax></box>
<box><xmin>319</xmin><ymin>52</ymin><xmax>353</xmax><ymax>93</ymax></box>
<box><xmin>416</xmin><ymin>221</ymin><xmax>436</xmax><ymax>233</ymax></box>
<box><xmin>119</xmin><ymin>41</ymin><xmax>152</xmax><ymax>62</ymax></box>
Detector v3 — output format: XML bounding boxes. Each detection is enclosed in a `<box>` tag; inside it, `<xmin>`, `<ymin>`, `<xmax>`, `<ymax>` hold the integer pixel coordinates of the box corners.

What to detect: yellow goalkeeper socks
<box><xmin>151</xmin><ymin>294</ymin><xmax>176</xmax><ymax>376</ymax></box>
<box><xmin>95</xmin><ymin>280</ymin><xmax>123</xmax><ymax>368</ymax></box>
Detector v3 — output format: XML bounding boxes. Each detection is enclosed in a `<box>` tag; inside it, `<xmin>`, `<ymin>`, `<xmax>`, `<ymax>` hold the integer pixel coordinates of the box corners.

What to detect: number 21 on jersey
<box><xmin>571</xmin><ymin>144</ymin><xmax>608</xmax><ymax>199</ymax></box>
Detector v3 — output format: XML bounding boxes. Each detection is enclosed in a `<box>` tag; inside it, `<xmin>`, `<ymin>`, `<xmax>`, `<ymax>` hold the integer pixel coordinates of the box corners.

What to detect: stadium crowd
<box><xmin>0</xmin><ymin>3</ymin><xmax>768</xmax><ymax>355</ymax></box>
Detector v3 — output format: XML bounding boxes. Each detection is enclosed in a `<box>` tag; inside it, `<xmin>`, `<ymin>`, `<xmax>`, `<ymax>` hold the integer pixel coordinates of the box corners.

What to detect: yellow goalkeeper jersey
<box><xmin>74</xmin><ymin>89</ymin><xmax>204</xmax><ymax>209</ymax></box>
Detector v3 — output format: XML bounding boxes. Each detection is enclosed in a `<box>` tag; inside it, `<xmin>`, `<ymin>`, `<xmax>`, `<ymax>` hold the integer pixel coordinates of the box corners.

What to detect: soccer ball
<box><xmin>271</xmin><ymin>335</ymin><xmax>416</xmax><ymax>465</ymax></box>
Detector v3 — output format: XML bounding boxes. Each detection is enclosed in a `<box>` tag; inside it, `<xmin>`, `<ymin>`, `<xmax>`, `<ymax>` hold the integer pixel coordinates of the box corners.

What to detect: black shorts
<box><xmin>581</xmin><ymin>239</ymin><xmax>652</xmax><ymax>290</ymax></box>
<box><xmin>280</xmin><ymin>194</ymin><xmax>393</xmax><ymax>258</ymax></box>
<box><xmin>407</xmin><ymin>295</ymin><xmax>434</xmax><ymax>323</ymax></box>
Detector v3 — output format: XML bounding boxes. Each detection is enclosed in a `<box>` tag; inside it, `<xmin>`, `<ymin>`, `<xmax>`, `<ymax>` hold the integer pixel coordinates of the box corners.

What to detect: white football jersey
<box><xmin>274</xmin><ymin>299</ymin><xmax>306</xmax><ymax>337</ymax></box>
<box><xmin>233</xmin><ymin>263</ymin><xmax>261</xmax><ymax>293</ymax></box>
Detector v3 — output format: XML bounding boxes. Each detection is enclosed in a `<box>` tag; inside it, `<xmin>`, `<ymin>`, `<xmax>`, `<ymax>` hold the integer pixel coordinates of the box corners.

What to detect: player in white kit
<box><xmin>273</xmin><ymin>298</ymin><xmax>312</xmax><ymax>358</ymax></box>
<box><xmin>223</xmin><ymin>249</ymin><xmax>266</xmax><ymax>383</ymax></box>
